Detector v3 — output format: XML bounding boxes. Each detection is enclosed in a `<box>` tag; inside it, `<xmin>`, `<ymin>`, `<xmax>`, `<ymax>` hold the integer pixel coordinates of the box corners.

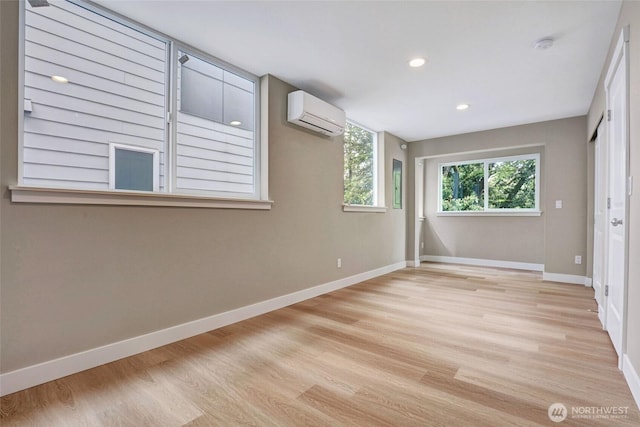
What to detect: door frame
<box><xmin>592</xmin><ymin>120</ymin><xmax>607</xmax><ymax>328</ymax></box>
<box><xmin>602</xmin><ymin>26</ymin><xmax>630</xmax><ymax>368</ymax></box>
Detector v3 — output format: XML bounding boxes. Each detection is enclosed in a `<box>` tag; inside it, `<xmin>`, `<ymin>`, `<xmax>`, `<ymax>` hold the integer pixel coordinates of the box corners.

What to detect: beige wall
<box><xmin>407</xmin><ymin>116</ymin><xmax>588</xmax><ymax>276</ymax></box>
<box><xmin>587</xmin><ymin>0</ymin><xmax>640</xmax><ymax>373</ymax></box>
<box><xmin>0</xmin><ymin>0</ymin><xmax>406</xmax><ymax>373</ymax></box>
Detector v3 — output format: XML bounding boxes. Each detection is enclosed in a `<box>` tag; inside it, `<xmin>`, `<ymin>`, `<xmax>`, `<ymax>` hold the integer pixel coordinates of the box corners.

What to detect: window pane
<box><xmin>344</xmin><ymin>123</ymin><xmax>375</xmax><ymax>205</ymax></box>
<box><xmin>223</xmin><ymin>82</ymin><xmax>254</xmax><ymax>131</ymax></box>
<box><xmin>180</xmin><ymin>63</ymin><xmax>223</xmax><ymax>122</ymax></box>
<box><xmin>176</xmin><ymin>51</ymin><xmax>257</xmax><ymax>196</ymax></box>
<box><xmin>488</xmin><ymin>159</ymin><xmax>536</xmax><ymax>209</ymax></box>
<box><xmin>22</xmin><ymin>0</ymin><xmax>167</xmax><ymax>190</ymax></box>
<box><xmin>115</xmin><ymin>148</ymin><xmax>154</xmax><ymax>191</ymax></box>
<box><xmin>441</xmin><ymin>163</ymin><xmax>484</xmax><ymax>211</ymax></box>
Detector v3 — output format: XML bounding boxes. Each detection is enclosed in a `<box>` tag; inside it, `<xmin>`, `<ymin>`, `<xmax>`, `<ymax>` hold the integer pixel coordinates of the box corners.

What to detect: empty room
<box><xmin>1</xmin><ymin>0</ymin><xmax>640</xmax><ymax>425</ymax></box>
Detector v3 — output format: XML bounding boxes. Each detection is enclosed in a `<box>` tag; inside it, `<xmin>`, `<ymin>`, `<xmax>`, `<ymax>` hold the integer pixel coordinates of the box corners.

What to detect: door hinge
<box><xmin>166</xmin><ymin>112</ymin><xmax>171</xmax><ymax>123</ymax></box>
<box><xmin>607</xmin><ymin>197</ymin><xmax>611</xmax><ymax>209</ymax></box>
<box><xmin>607</xmin><ymin>109</ymin><xmax>612</xmax><ymax>121</ymax></box>
<box><xmin>605</xmin><ymin>285</ymin><xmax>609</xmax><ymax>297</ymax></box>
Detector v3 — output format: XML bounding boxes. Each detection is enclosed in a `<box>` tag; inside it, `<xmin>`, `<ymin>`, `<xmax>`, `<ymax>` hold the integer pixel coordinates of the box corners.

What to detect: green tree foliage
<box><xmin>488</xmin><ymin>159</ymin><xmax>536</xmax><ymax>209</ymax></box>
<box><xmin>344</xmin><ymin>123</ymin><xmax>374</xmax><ymax>205</ymax></box>
<box><xmin>441</xmin><ymin>163</ymin><xmax>484</xmax><ymax>211</ymax></box>
<box><xmin>441</xmin><ymin>158</ymin><xmax>536</xmax><ymax>211</ymax></box>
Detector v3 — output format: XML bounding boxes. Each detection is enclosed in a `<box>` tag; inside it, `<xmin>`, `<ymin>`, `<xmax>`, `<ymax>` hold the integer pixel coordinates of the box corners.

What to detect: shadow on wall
<box><xmin>421</xmin><ymin>218</ymin><xmax>451</xmax><ymax>257</ymax></box>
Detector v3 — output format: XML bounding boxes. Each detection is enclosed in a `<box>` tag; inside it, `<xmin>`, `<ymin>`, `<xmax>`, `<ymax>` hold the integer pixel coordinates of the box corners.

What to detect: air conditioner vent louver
<box><xmin>287</xmin><ymin>90</ymin><xmax>345</xmax><ymax>137</ymax></box>
<box><xmin>300</xmin><ymin>119</ymin><xmax>334</xmax><ymax>134</ymax></box>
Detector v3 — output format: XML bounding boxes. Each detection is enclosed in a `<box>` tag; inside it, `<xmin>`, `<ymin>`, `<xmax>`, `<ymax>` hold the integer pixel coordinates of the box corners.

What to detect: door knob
<box><xmin>611</xmin><ymin>218</ymin><xmax>623</xmax><ymax>226</ymax></box>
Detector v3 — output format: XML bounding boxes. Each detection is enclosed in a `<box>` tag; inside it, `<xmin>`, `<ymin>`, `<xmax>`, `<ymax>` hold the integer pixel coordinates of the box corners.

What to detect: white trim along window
<box><xmin>438</xmin><ymin>153</ymin><xmax>540</xmax><ymax>213</ymax></box>
<box><xmin>18</xmin><ymin>0</ymin><xmax>265</xmax><ymax>204</ymax></box>
<box><xmin>343</xmin><ymin>121</ymin><xmax>386</xmax><ymax>212</ymax></box>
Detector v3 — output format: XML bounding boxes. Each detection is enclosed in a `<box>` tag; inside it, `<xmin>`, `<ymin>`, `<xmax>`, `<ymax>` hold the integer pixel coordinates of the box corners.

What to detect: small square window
<box><xmin>109</xmin><ymin>144</ymin><xmax>159</xmax><ymax>192</ymax></box>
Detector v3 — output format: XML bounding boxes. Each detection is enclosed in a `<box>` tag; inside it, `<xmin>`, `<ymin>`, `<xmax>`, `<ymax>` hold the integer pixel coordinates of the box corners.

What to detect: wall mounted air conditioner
<box><xmin>287</xmin><ymin>90</ymin><xmax>346</xmax><ymax>137</ymax></box>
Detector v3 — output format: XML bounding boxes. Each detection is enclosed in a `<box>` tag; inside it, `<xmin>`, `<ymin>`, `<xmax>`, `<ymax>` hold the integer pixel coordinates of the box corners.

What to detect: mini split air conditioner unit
<box><xmin>287</xmin><ymin>90</ymin><xmax>346</xmax><ymax>137</ymax></box>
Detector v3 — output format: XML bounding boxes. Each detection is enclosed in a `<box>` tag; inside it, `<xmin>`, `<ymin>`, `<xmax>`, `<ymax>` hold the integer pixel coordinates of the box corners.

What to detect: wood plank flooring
<box><xmin>1</xmin><ymin>263</ymin><xmax>639</xmax><ymax>426</ymax></box>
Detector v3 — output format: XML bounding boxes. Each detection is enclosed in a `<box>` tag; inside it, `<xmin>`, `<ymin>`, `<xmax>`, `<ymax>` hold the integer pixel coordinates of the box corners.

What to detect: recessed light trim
<box><xmin>456</xmin><ymin>103</ymin><xmax>470</xmax><ymax>111</ymax></box>
<box><xmin>51</xmin><ymin>75</ymin><xmax>69</xmax><ymax>84</ymax></box>
<box><xmin>229</xmin><ymin>120</ymin><xmax>242</xmax><ymax>126</ymax></box>
<box><xmin>409</xmin><ymin>58</ymin><xmax>426</xmax><ymax>68</ymax></box>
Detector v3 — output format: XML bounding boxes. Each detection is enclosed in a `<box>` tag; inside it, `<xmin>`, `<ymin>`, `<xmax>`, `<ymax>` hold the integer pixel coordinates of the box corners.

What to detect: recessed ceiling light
<box><xmin>51</xmin><ymin>75</ymin><xmax>69</xmax><ymax>84</ymax></box>
<box><xmin>229</xmin><ymin>120</ymin><xmax>242</xmax><ymax>126</ymax></box>
<box><xmin>534</xmin><ymin>38</ymin><xmax>554</xmax><ymax>50</ymax></box>
<box><xmin>456</xmin><ymin>103</ymin><xmax>470</xmax><ymax>111</ymax></box>
<box><xmin>409</xmin><ymin>58</ymin><xmax>426</xmax><ymax>68</ymax></box>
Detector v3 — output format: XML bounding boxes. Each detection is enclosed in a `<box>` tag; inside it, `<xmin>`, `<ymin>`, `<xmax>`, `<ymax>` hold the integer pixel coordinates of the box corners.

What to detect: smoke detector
<box><xmin>534</xmin><ymin>38</ymin><xmax>554</xmax><ymax>50</ymax></box>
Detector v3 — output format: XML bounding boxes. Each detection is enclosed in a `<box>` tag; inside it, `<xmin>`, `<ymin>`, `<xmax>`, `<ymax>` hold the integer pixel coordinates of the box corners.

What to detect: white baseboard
<box><xmin>623</xmin><ymin>354</ymin><xmax>640</xmax><ymax>410</ymax></box>
<box><xmin>585</xmin><ymin>277</ymin><xmax>593</xmax><ymax>287</ymax></box>
<box><xmin>406</xmin><ymin>259</ymin><xmax>421</xmax><ymax>267</ymax></box>
<box><xmin>0</xmin><ymin>261</ymin><xmax>407</xmax><ymax>397</ymax></box>
<box><xmin>542</xmin><ymin>272</ymin><xmax>590</xmax><ymax>286</ymax></box>
<box><xmin>419</xmin><ymin>255</ymin><xmax>543</xmax><ymax>272</ymax></box>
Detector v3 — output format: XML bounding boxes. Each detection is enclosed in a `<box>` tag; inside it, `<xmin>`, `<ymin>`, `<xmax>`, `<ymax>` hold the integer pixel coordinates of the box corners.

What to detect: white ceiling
<box><xmin>94</xmin><ymin>0</ymin><xmax>622</xmax><ymax>142</ymax></box>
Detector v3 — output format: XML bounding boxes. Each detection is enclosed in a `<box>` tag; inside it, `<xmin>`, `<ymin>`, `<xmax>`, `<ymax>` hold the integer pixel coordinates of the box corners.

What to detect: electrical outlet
<box><xmin>555</xmin><ymin>200</ymin><xmax>563</xmax><ymax>209</ymax></box>
<box><xmin>575</xmin><ymin>255</ymin><xmax>582</xmax><ymax>265</ymax></box>
<box><xmin>337</xmin><ymin>258</ymin><xmax>342</xmax><ymax>268</ymax></box>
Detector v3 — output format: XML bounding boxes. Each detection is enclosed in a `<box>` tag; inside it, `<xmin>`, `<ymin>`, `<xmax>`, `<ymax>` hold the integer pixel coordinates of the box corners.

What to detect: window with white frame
<box><xmin>20</xmin><ymin>0</ymin><xmax>261</xmax><ymax>201</ymax></box>
<box><xmin>109</xmin><ymin>144</ymin><xmax>159</xmax><ymax>192</ymax></box>
<box><xmin>343</xmin><ymin>122</ymin><xmax>384</xmax><ymax>210</ymax></box>
<box><xmin>439</xmin><ymin>154</ymin><xmax>540</xmax><ymax>213</ymax></box>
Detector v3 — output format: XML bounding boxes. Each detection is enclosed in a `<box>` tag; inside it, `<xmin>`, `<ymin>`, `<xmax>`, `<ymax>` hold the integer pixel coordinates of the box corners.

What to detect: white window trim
<box><xmin>14</xmin><ymin>0</ymin><xmax>269</xmax><ymax>209</ymax></box>
<box><xmin>343</xmin><ymin>126</ymin><xmax>386</xmax><ymax>213</ymax></box>
<box><xmin>109</xmin><ymin>143</ymin><xmax>160</xmax><ymax>192</ymax></box>
<box><xmin>417</xmin><ymin>160</ymin><xmax>425</xmax><ymax>219</ymax></box>
<box><xmin>437</xmin><ymin>153</ymin><xmax>541</xmax><ymax>215</ymax></box>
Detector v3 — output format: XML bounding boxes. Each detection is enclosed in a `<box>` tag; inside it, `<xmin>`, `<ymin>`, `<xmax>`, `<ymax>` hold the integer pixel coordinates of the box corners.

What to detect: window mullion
<box><xmin>167</xmin><ymin>42</ymin><xmax>177</xmax><ymax>193</ymax></box>
<box><xmin>484</xmin><ymin>161</ymin><xmax>489</xmax><ymax>210</ymax></box>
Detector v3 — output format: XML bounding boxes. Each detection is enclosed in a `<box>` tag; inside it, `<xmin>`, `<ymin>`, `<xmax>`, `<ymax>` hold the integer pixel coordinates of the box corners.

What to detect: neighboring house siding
<box><xmin>175</xmin><ymin>113</ymin><xmax>255</xmax><ymax>194</ymax></box>
<box><xmin>23</xmin><ymin>1</ymin><xmax>167</xmax><ymax>190</ymax></box>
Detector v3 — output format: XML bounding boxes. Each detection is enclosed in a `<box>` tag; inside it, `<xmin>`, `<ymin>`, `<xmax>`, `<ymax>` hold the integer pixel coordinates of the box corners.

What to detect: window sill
<box><xmin>343</xmin><ymin>204</ymin><xmax>387</xmax><ymax>213</ymax></box>
<box><xmin>9</xmin><ymin>186</ymin><xmax>273</xmax><ymax>210</ymax></box>
<box><xmin>436</xmin><ymin>210</ymin><xmax>542</xmax><ymax>217</ymax></box>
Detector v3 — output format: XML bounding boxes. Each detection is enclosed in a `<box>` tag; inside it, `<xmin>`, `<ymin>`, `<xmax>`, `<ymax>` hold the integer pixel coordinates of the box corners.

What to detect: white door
<box><xmin>592</xmin><ymin>121</ymin><xmax>606</xmax><ymax>328</ymax></box>
<box><xmin>604</xmin><ymin>29</ymin><xmax>629</xmax><ymax>360</ymax></box>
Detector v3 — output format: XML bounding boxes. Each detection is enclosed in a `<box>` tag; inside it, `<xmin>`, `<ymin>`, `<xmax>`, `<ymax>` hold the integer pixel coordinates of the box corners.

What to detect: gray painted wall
<box><xmin>0</xmin><ymin>0</ymin><xmax>407</xmax><ymax>373</ymax></box>
<box><xmin>587</xmin><ymin>0</ymin><xmax>640</xmax><ymax>375</ymax></box>
<box><xmin>407</xmin><ymin>116</ymin><xmax>588</xmax><ymax>277</ymax></box>
<box><xmin>422</xmin><ymin>146</ymin><xmax>544</xmax><ymax>264</ymax></box>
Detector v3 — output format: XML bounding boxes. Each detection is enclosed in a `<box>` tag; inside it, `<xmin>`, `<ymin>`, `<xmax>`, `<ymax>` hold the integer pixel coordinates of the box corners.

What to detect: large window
<box><xmin>344</xmin><ymin>122</ymin><xmax>376</xmax><ymax>205</ymax></box>
<box><xmin>439</xmin><ymin>154</ymin><xmax>540</xmax><ymax>213</ymax></box>
<box><xmin>19</xmin><ymin>0</ymin><xmax>262</xmax><ymax>202</ymax></box>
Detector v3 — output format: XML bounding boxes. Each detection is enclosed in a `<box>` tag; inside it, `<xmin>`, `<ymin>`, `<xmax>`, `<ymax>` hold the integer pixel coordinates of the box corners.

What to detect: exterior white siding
<box><xmin>23</xmin><ymin>1</ymin><xmax>167</xmax><ymax>190</ymax></box>
<box><xmin>176</xmin><ymin>113</ymin><xmax>255</xmax><ymax>194</ymax></box>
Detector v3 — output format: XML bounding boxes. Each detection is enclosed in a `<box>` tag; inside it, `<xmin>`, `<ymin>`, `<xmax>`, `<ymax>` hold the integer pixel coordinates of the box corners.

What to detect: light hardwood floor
<box><xmin>1</xmin><ymin>263</ymin><xmax>639</xmax><ymax>426</ymax></box>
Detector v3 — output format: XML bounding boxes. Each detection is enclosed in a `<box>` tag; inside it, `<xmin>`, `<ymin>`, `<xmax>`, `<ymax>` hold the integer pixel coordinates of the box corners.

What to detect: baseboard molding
<box><xmin>406</xmin><ymin>259</ymin><xmax>421</xmax><ymax>267</ymax></box>
<box><xmin>419</xmin><ymin>255</ymin><xmax>543</xmax><ymax>272</ymax></box>
<box><xmin>585</xmin><ymin>277</ymin><xmax>593</xmax><ymax>287</ymax></box>
<box><xmin>623</xmin><ymin>354</ymin><xmax>640</xmax><ymax>410</ymax></box>
<box><xmin>542</xmin><ymin>272</ymin><xmax>590</xmax><ymax>286</ymax></box>
<box><xmin>0</xmin><ymin>261</ymin><xmax>407</xmax><ymax>397</ymax></box>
